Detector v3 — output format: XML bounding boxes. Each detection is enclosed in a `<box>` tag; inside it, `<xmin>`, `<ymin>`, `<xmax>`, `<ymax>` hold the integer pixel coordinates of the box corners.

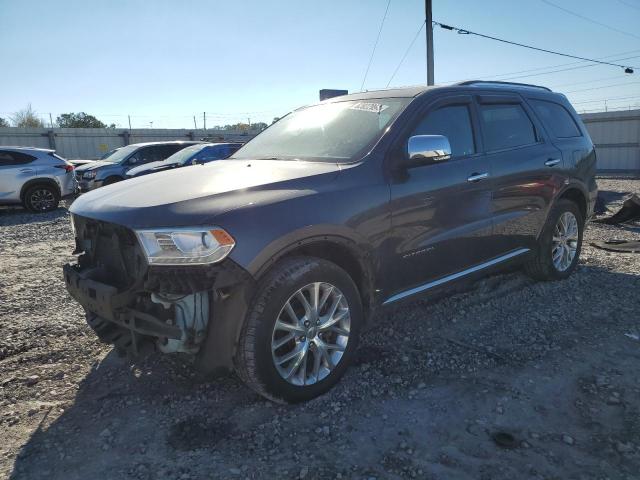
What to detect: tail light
<box><xmin>55</xmin><ymin>164</ymin><xmax>75</xmax><ymax>173</ymax></box>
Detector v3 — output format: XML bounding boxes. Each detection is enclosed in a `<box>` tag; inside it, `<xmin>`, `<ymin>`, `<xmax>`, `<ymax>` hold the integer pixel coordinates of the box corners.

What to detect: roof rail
<box><xmin>457</xmin><ymin>80</ymin><xmax>552</xmax><ymax>92</ymax></box>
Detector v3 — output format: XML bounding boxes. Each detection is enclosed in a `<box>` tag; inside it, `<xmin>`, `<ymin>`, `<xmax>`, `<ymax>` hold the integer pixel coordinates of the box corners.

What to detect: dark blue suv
<box><xmin>64</xmin><ymin>81</ymin><xmax>597</xmax><ymax>403</ymax></box>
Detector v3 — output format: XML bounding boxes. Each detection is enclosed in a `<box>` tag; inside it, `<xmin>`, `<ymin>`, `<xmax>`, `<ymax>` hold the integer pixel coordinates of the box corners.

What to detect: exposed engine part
<box><xmin>151</xmin><ymin>291</ymin><xmax>210</xmax><ymax>354</ymax></box>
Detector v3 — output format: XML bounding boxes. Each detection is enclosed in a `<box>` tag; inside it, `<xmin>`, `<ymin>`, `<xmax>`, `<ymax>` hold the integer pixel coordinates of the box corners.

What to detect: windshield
<box><xmin>163</xmin><ymin>144</ymin><xmax>204</xmax><ymax>165</ymax></box>
<box><xmin>231</xmin><ymin>98</ymin><xmax>410</xmax><ymax>163</ymax></box>
<box><xmin>100</xmin><ymin>144</ymin><xmax>139</xmax><ymax>163</ymax></box>
<box><xmin>100</xmin><ymin>148</ymin><xmax>119</xmax><ymax>160</ymax></box>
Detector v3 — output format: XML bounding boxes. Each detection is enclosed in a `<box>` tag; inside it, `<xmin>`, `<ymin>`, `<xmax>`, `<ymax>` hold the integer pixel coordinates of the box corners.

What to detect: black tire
<box><xmin>525</xmin><ymin>199</ymin><xmax>584</xmax><ymax>281</ymax></box>
<box><xmin>23</xmin><ymin>184</ymin><xmax>60</xmax><ymax>213</ymax></box>
<box><xmin>235</xmin><ymin>256</ymin><xmax>363</xmax><ymax>403</ymax></box>
<box><xmin>103</xmin><ymin>176</ymin><xmax>123</xmax><ymax>186</ymax></box>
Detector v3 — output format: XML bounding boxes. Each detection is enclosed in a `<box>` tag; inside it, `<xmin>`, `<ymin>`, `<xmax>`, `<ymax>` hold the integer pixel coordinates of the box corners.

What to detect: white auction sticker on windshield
<box><xmin>349</xmin><ymin>102</ymin><xmax>389</xmax><ymax>113</ymax></box>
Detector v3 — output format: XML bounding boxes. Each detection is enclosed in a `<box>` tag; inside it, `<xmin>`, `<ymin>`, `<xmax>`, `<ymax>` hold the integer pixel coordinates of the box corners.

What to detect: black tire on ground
<box><xmin>525</xmin><ymin>198</ymin><xmax>584</xmax><ymax>281</ymax></box>
<box><xmin>235</xmin><ymin>256</ymin><xmax>363</xmax><ymax>403</ymax></box>
<box><xmin>23</xmin><ymin>184</ymin><xmax>60</xmax><ymax>213</ymax></box>
<box><xmin>103</xmin><ymin>176</ymin><xmax>122</xmax><ymax>186</ymax></box>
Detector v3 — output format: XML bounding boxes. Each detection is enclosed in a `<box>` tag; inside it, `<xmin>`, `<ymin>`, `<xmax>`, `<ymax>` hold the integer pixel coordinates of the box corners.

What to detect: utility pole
<box><xmin>425</xmin><ymin>0</ymin><xmax>434</xmax><ymax>85</ymax></box>
<box><xmin>203</xmin><ymin>112</ymin><xmax>207</xmax><ymax>132</ymax></box>
<box><xmin>193</xmin><ymin>115</ymin><xmax>197</xmax><ymax>129</ymax></box>
<box><xmin>128</xmin><ymin>115</ymin><xmax>132</xmax><ymax>130</ymax></box>
<box><xmin>49</xmin><ymin>113</ymin><xmax>54</xmax><ymax>129</ymax></box>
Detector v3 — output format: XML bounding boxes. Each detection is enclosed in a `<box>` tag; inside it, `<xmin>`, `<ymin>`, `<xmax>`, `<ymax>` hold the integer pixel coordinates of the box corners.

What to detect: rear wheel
<box><xmin>525</xmin><ymin>199</ymin><xmax>583</xmax><ymax>281</ymax></box>
<box><xmin>23</xmin><ymin>184</ymin><xmax>60</xmax><ymax>212</ymax></box>
<box><xmin>235</xmin><ymin>257</ymin><xmax>362</xmax><ymax>403</ymax></box>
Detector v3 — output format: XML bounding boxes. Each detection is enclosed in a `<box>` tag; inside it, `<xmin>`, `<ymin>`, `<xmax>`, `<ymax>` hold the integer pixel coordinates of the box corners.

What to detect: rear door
<box><xmin>0</xmin><ymin>150</ymin><xmax>37</xmax><ymax>202</ymax></box>
<box><xmin>387</xmin><ymin>95</ymin><xmax>494</xmax><ymax>299</ymax></box>
<box><xmin>476</xmin><ymin>94</ymin><xmax>564</xmax><ymax>254</ymax></box>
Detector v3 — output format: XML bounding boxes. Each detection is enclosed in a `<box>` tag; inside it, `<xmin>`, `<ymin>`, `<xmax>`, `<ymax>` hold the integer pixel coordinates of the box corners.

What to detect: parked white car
<box><xmin>0</xmin><ymin>147</ymin><xmax>77</xmax><ymax>212</ymax></box>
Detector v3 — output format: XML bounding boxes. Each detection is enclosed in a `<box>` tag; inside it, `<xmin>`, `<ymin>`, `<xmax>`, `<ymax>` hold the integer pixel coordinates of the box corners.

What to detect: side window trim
<box><xmin>474</xmin><ymin>96</ymin><xmax>544</xmax><ymax>154</ymax></box>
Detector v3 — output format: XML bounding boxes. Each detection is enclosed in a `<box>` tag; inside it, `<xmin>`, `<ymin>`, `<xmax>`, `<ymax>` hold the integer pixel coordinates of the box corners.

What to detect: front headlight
<box><xmin>135</xmin><ymin>227</ymin><xmax>235</xmax><ymax>265</ymax></box>
<box><xmin>83</xmin><ymin>170</ymin><xmax>97</xmax><ymax>179</ymax></box>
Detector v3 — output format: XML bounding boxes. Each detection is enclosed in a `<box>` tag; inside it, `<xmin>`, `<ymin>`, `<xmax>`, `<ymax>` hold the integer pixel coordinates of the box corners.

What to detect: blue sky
<box><xmin>1</xmin><ymin>0</ymin><xmax>638</xmax><ymax>128</ymax></box>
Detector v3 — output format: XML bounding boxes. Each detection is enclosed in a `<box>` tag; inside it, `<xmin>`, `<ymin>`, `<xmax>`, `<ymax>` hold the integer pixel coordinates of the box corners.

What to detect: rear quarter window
<box><xmin>529</xmin><ymin>99</ymin><xmax>582</xmax><ymax>138</ymax></box>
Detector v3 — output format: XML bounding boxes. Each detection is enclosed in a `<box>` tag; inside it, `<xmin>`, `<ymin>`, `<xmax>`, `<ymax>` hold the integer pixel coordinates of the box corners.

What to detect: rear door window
<box><xmin>0</xmin><ymin>150</ymin><xmax>36</xmax><ymax>165</ymax></box>
<box><xmin>160</xmin><ymin>144</ymin><xmax>185</xmax><ymax>159</ymax></box>
<box><xmin>529</xmin><ymin>99</ymin><xmax>581</xmax><ymax>138</ymax></box>
<box><xmin>479</xmin><ymin>104</ymin><xmax>538</xmax><ymax>151</ymax></box>
<box><xmin>410</xmin><ymin>105</ymin><xmax>476</xmax><ymax>157</ymax></box>
<box><xmin>136</xmin><ymin>146</ymin><xmax>166</xmax><ymax>163</ymax></box>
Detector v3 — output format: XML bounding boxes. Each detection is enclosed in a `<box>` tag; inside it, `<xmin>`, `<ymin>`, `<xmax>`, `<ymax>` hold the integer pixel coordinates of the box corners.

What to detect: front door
<box><xmin>387</xmin><ymin>96</ymin><xmax>494</xmax><ymax>302</ymax></box>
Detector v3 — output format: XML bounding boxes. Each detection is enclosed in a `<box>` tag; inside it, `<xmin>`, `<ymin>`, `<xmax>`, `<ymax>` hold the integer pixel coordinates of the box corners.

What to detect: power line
<box><xmin>540</xmin><ymin>0</ymin><xmax>640</xmax><ymax>41</ymax></box>
<box><xmin>433</xmin><ymin>21</ymin><xmax>636</xmax><ymax>73</ymax></box>
<box><xmin>442</xmin><ymin>50</ymin><xmax>640</xmax><ymax>84</ymax></box>
<box><xmin>386</xmin><ymin>21</ymin><xmax>426</xmax><ymax>88</ymax></box>
<box><xmin>549</xmin><ymin>74</ymin><xmax>632</xmax><ymax>88</ymax></box>
<box><xmin>499</xmin><ymin>55</ymin><xmax>640</xmax><ymax>81</ymax></box>
<box><xmin>563</xmin><ymin>80</ymin><xmax>640</xmax><ymax>94</ymax></box>
<box><xmin>360</xmin><ymin>0</ymin><xmax>392</xmax><ymax>91</ymax></box>
<box><xmin>617</xmin><ymin>0</ymin><xmax>640</xmax><ymax>10</ymax></box>
<box><xmin>571</xmin><ymin>94</ymin><xmax>640</xmax><ymax>105</ymax></box>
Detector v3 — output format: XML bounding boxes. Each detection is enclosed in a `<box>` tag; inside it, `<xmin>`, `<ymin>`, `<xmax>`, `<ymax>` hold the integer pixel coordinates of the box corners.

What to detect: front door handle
<box><xmin>20</xmin><ymin>168</ymin><xmax>35</xmax><ymax>173</ymax></box>
<box><xmin>545</xmin><ymin>158</ymin><xmax>561</xmax><ymax>167</ymax></box>
<box><xmin>467</xmin><ymin>172</ymin><xmax>489</xmax><ymax>183</ymax></box>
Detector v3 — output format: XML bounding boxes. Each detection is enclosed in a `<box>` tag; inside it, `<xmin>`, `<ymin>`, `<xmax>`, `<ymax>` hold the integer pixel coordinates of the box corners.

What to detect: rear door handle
<box><xmin>467</xmin><ymin>172</ymin><xmax>489</xmax><ymax>183</ymax></box>
<box><xmin>545</xmin><ymin>158</ymin><xmax>561</xmax><ymax>167</ymax></box>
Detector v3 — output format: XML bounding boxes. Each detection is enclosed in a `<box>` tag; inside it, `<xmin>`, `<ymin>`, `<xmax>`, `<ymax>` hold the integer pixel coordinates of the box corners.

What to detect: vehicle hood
<box><xmin>69</xmin><ymin>159</ymin><xmax>96</xmax><ymax>166</ymax></box>
<box><xmin>70</xmin><ymin>159</ymin><xmax>341</xmax><ymax>228</ymax></box>
<box><xmin>74</xmin><ymin>160</ymin><xmax>117</xmax><ymax>172</ymax></box>
<box><xmin>127</xmin><ymin>160</ymin><xmax>180</xmax><ymax>176</ymax></box>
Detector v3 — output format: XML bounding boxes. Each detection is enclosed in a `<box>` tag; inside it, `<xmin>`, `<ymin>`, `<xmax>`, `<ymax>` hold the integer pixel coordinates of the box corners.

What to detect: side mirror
<box><xmin>406</xmin><ymin>135</ymin><xmax>451</xmax><ymax>168</ymax></box>
<box><xmin>128</xmin><ymin>157</ymin><xmax>138</xmax><ymax>165</ymax></box>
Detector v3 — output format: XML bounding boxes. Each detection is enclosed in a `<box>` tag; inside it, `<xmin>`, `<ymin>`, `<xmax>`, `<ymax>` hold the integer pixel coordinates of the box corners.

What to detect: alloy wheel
<box><xmin>551</xmin><ymin>211</ymin><xmax>579</xmax><ymax>272</ymax></box>
<box><xmin>30</xmin><ymin>189</ymin><xmax>56</xmax><ymax>211</ymax></box>
<box><xmin>271</xmin><ymin>282</ymin><xmax>351</xmax><ymax>386</ymax></box>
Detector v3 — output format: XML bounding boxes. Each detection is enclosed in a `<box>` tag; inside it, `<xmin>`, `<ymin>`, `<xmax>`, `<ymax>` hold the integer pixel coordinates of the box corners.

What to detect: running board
<box><xmin>382</xmin><ymin>248</ymin><xmax>530</xmax><ymax>306</ymax></box>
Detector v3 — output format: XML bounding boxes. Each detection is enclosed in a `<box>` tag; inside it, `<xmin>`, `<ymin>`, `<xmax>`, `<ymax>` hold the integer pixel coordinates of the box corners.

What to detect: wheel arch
<box><xmin>269</xmin><ymin>237</ymin><xmax>377</xmax><ymax>322</ymax></box>
<box><xmin>556</xmin><ymin>185</ymin><xmax>588</xmax><ymax>220</ymax></box>
<box><xmin>20</xmin><ymin>177</ymin><xmax>60</xmax><ymax>202</ymax></box>
<box><xmin>103</xmin><ymin>175</ymin><xmax>124</xmax><ymax>185</ymax></box>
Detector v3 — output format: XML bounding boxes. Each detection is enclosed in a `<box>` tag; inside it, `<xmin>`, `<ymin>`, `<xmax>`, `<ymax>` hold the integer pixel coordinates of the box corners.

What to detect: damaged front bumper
<box><xmin>63</xmin><ymin>264</ymin><xmax>210</xmax><ymax>355</ymax></box>
<box><xmin>63</xmin><ymin>215</ymin><xmax>252</xmax><ymax>361</ymax></box>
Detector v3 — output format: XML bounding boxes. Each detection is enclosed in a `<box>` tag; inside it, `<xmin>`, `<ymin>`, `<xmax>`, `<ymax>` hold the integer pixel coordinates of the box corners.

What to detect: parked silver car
<box><xmin>0</xmin><ymin>147</ymin><xmax>77</xmax><ymax>212</ymax></box>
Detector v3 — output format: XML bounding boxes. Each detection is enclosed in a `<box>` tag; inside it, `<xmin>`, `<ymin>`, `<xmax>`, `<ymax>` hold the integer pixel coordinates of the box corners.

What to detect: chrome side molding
<box><xmin>382</xmin><ymin>248</ymin><xmax>530</xmax><ymax>305</ymax></box>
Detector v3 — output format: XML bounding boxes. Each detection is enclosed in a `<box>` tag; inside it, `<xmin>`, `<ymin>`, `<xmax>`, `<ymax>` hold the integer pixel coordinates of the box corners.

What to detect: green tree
<box><xmin>251</xmin><ymin>122</ymin><xmax>268</xmax><ymax>131</ymax></box>
<box><xmin>0</xmin><ymin>117</ymin><xmax>9</xmax><ymax>127</ymax></box>
<box><xmin>56</xmin><ymin>112</ymin><xmax>107</xmax><ymax>128</ymax></box>
<box><xmin>11</xmin><ymin>104</ymin><xmax>44</xmax><ymax>128</ymax></box>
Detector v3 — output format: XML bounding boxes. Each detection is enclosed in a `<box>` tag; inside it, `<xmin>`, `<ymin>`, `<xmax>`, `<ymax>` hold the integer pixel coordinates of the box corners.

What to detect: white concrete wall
<box><xmin>581</xmin><ymin>109</ymin><xmax>640</xmax><ymax>172</ymax></box>
<box><xmin>0</xmin><ymin>128</ymin><xmax>256</xmax><ymax>159</ymax></box>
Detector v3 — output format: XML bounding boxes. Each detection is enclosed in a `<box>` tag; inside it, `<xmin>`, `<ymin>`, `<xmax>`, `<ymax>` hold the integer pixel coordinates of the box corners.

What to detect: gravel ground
<box><xmin>1</xmin><ymin>179</ymin><xmax>639</xmax><ymax>480</ymax></box>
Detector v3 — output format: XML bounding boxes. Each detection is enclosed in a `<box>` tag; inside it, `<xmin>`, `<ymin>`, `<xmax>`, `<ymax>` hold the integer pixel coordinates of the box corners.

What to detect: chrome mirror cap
<box><xmin>407</xmin><ymin>135</ymin><xmax>452</xmax><ymax>164</ymax></box>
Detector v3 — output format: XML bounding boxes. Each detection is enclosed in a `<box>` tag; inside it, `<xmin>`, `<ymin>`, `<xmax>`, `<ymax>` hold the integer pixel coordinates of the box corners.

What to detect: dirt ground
<box><xmin>1</xmin><ymin>178</ymin><xmax>639</xmax><ymax>480</ymax></box>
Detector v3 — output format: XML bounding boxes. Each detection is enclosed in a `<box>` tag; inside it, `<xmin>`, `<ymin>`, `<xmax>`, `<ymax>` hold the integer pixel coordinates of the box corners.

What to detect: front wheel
<box><xmin>525</xmin><ymin>199</ymin><xmax>584</xmax><ymax>281</ymax></box>
<box><xmin>235</xmin><ymin>257</ymin><xmax>362</xmax><ymax>403</ymax></box>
